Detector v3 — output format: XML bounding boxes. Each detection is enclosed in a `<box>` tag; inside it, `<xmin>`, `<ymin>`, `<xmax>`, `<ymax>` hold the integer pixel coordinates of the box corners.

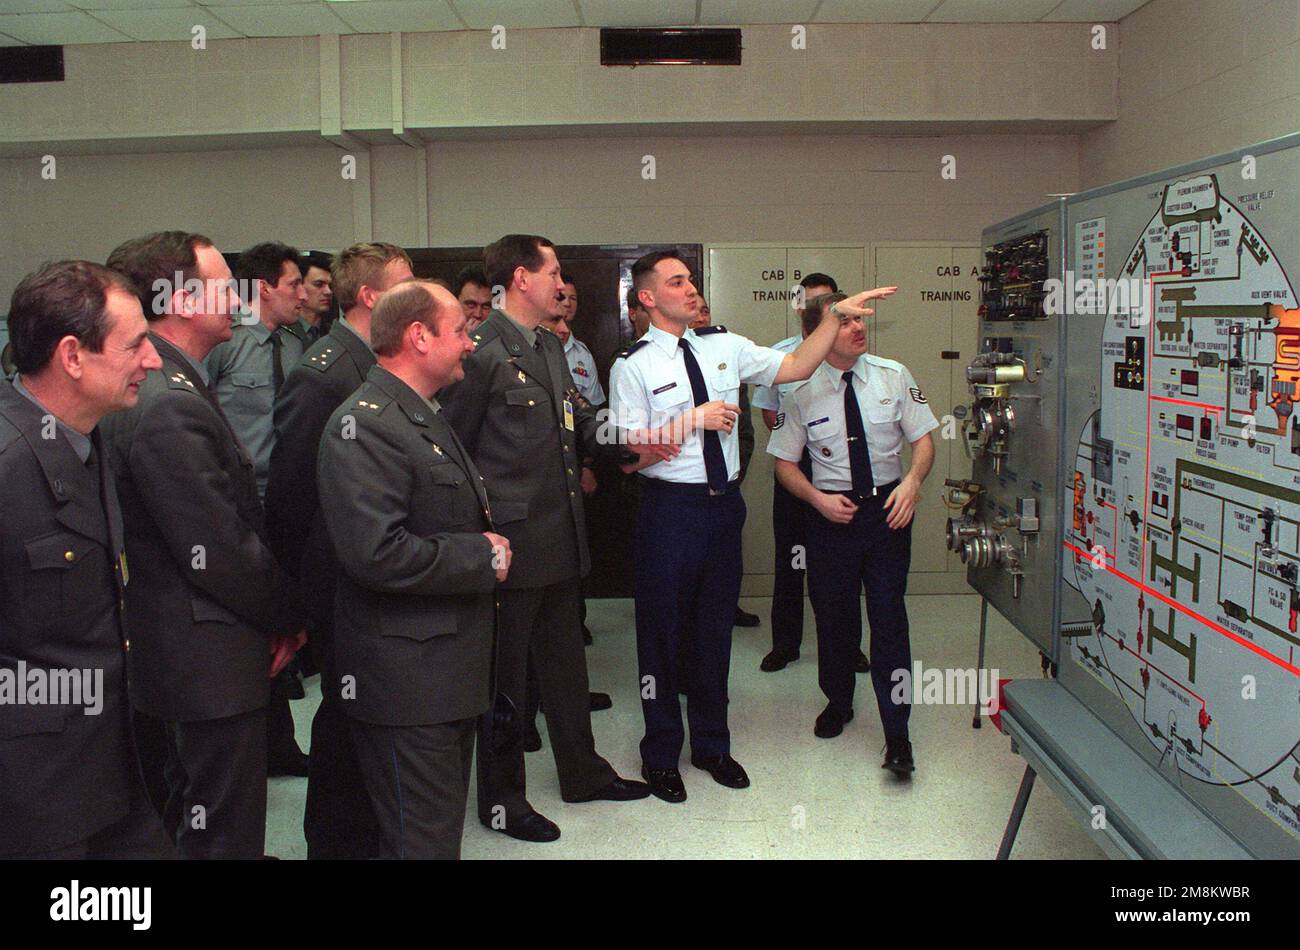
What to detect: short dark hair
<box><xmin>300</xmin><ymin>251</ymin><xmax>333</xmax><ymax>279</ymax></box>
<box><xmin>106</xmin><ymin>230</ymin><xmax>213</xmax><ymax>320</ymax></box>
<box><xmin>800</xmin><ymin>272</ymin><xmax>838</xmax><ymax>293</ymax></box>
<box><xmin>235</xmin><ymin>241</ymin><xmax>301</xmax><ymax>287</ymax></box>
<box><xmin>630</xmin><ymin>250</ymin><xmax>687</xmax><ymax>306</ymax></box>
<box><xmin>452</xmin><ymin>265</ymin><xmax>489</xmax><ymax>297</ymax></box>
<box><xmin>799</xmin><ymin>292</ymin><xmax>848</xmax><ymax>337</ymax></box>
<box><xmin>483</xmin><ymin>235</ymin><xmax>554</xmax><ymax>291</ymax></box>
<box><xmin>8</xmin><ymin>260</ymin><xmax>136</xmax><ymax>375</ymax></box>
<box><xmin>370</xmin><ymin>281</ymin><xmax>444</xmax><ymax>357</ymax></box>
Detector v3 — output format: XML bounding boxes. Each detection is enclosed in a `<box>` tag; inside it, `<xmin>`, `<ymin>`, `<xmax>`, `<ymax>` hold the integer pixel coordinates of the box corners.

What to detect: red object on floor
<box><xmin>989</xmin><ymin>678</ymin><xmax>1013</xmax><ymax>732</ymax></box>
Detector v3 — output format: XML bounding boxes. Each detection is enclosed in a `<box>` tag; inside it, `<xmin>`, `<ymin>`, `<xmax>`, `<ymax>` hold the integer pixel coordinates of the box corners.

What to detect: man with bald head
<box><xmin>319</xmin><ymin>281</ymin><xmax>509</xmax><ymax>860</ymax></box>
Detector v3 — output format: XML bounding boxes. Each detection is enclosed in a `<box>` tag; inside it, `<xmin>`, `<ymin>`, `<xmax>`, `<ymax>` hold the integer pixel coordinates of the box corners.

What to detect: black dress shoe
<box><xmin>582</xmin><ymin>625</ymin><xmax>593</xmax><ymax>646</ymax></box>
<box><xmin>481</xmin><ymin>810</ymin><xmax>561</xmax><ymax>842</ymax></box>
<box><xmin>814</xmin><ymin>704</ymin><xmax>853</xmax><ymax>738</ymax></box>
<box><xmin>268</xmin><ymin>750</ymin><xmax>309</xmax><ymax>778</ymax></box>
<box><xmin>855</xmin><ymin>651</ymin><xmax>871</xmax><ymax>674</ymax></box>
<box><xmin>733</xmin><ymin>606</ymin><xmax>760</xmax><ymax>627</ymax></box>
<box><xmin>522</xmin><ymin>720</ymin><xmax>542</xmax><ymax>752</ymax></box>
<box><xmin>760</xmin><ymin>649</ymin><xmax>799</xmax><ymax>672</ymax></box>
<box><xmin>589</xmin><ymin>691</ymin><xmax>612</xmax><ymax>711</ymax></box>
<box><xmin>564</xmin><ymin>776</ymin><xmax>651</xmax><ymax>803</ymax></box>
<box><xmin>690</xmin><ymin>753</ymin><xmax>750</xmax><ymax>788</ymax></box>
<box><xmin>641</xmin><ymin>765</ymin><xmax>687</xmax><ymax>803</ymax></box>
<box><xmin>882</xmin><ymin>737</ymin><xmax>915</xmax><ymax>777</ymax></box>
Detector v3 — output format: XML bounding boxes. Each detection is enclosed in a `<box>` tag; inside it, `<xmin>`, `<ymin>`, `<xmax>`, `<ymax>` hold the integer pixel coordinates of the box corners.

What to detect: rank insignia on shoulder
<box><xmin>517</xmin><ymin>370</ymin><xmax>527</xmax><ymax>383</ymax></box>
<box><xmin>357</xmin><ymin>400</ymin><xmax>382</xmax><ymax>411</ymax></box>
<box><xmin>909</xmin><ymin>387</ymin><xmax>928</xmax><ymax>404</ymax></box>
<box><xmin>773</xmin><ymin>412</ymin><xmax>785</xmax><ymax>430</ymax></box>
<box><xmin>169</xmin><ymin>373</ymin><xmax>194</xmax><ymax>388</ymax></box>
<box><xmin>432</xmin><ymin>443</ymin><xmax>443</xmax><ymax>456</ymax></box>
<box><xmin>695</xmin><ymin>325</ymin><xmax>726</xmax><ymax>335</ymax></box>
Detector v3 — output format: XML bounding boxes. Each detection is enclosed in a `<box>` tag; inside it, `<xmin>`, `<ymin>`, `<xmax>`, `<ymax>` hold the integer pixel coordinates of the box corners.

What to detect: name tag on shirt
<box><xmin>652</xmin><ymin>381</ymin><xmax>678</xmax><ymax>396</ymax></box>
<box><xmin>563</xmin><ymin>399</ymin><xmax>575</xmax><ymax>431</ymax></box>
<box><xmin>808</xmin><ymin>416</ymin><xmax>831</xmax><ymax>428</ymax></box>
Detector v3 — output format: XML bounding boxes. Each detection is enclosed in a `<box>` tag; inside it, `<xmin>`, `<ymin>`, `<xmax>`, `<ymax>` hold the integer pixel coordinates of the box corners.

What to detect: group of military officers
<box><xmin>0</xmin><ymin>231</ymin><xmax>937</xmax><ymax>860</ymax></box>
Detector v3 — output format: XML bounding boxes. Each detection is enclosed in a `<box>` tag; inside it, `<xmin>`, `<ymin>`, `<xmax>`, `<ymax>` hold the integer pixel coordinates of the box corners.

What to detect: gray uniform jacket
<box><xmin>0</xmin><ymin>381</ymin><xmax>138</xmax><ymax>854</ymax></box>
<box><xmin>99</xmin><ymin>334</ymin><xmax>304</xmax><ymax>722</ymax></box>
<box><xmin>439</xmin><ymin>309</ymin><xmax>623</xmax><ymax>589</ymax></box>
<box><xmin>265</xmin><ymin>321</ymin><xmax>376</xmax><ymax>598</ymax></box>
<box><xmin>317</xmin><ymin>365</ymin><xmax>498</xmax><ymax>726</ymax></box>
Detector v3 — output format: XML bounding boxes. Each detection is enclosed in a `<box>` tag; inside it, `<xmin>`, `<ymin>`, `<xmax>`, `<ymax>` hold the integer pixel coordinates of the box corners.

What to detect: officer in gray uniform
<box><xmin>265</xmin><ymin>241</ymin><xmax>413</xmax><ymax>859</ymax></box>
<box><xmin>101</xmin><ymin>231</ymin><xmax>308</xmax><ymax>859</ymax></box>
<box><xmin>768</xmin><ymin>292</ymin><xmax>937</xmax><ymax>774</ymax></box>
<box><xmin>440</xmin><ymin>234</ymin><xmax>661</xmax><ymax>844</ymax></box>
<box><xmin>318</xmin><ymin>281</ymin><xmax>508</xmax><ymax>860</ymax></box>
<box><xmin>0</xmin><ymin>260</ymin><xmax>173</xmax><ymax>859</ymax></box>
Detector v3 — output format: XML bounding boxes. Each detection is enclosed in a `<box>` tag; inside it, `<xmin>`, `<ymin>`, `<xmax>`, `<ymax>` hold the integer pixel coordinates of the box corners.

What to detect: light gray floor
<box><xmin>267</xmin><ymin>593</ymin><xmax>1106</xmax><ymax>860</ymax></box>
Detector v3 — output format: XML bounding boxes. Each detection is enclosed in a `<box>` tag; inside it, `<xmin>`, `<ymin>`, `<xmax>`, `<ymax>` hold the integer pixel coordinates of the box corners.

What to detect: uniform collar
<box><xmin>152</xmin><ymin>332</ymin><xmax>210</xmax><ymax>385</ymax></box>
<box><xmin>334</xmin><ymin>316</ymin><xmax>372</xmax><ymax>353</ymax></box>
<box><xmin>819</xmin><ymin>355</ymin><xmax>867</xmax><ymax>391</ymax></box>
<box><xmin>647</xmin><ymin>322</ymin><xmax>689</xmax><ymax>358</ymax></box>
<box><xmin>11</xmin><ymin>375</ymin><xmax>92</xmax><ymax>463</ymax></box>
<box><xmin>562</xmin><ymin>335</ymin><xmax>575</xmax><ymax>354</ymax></box>
<box><xmin>367</xmin><ymin>364</ymin><xmax>438</xmax><ymax>427</ymax></box>
<box><xmin>497</xmin><ymin>308</ymin><xmax>537</xmax><ymax>349</ymax></box>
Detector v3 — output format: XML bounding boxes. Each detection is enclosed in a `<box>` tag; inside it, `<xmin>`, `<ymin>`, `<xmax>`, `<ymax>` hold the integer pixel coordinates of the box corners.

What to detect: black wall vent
<box><xmin>0</xmin><ymin>46</ymin><xmax>65</xmax><ymax>84</ymax></box>
<box><xmin>600</xmin><ymin>28</ymin><xmax>741</xmax><ymax>66</ymax></box>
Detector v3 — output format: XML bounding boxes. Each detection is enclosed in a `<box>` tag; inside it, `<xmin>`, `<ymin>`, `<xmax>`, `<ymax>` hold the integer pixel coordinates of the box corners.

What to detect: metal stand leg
<box><xmin>996</xmin><ymin>764</ymin><xmax>1036</xmax><ymax>860</ymax></box>
<box><xmin>973</xmin><ymin>596</ymin><xmax>988</xmax><ymax>729</ymax></box>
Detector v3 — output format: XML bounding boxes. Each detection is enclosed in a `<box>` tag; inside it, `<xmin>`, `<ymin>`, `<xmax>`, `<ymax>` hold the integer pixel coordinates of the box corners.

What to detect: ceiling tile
<box><xmin>578</xmin><ymin>0</ymin><xmax>695</xmax><ymax>27</ymax></box>
<box><xmin>198</xmin><ymin>0</ymin><xmax>318</xmax><ymax>6</ymax></box>
<box><xmin>95</xmin><ymin>7</ymin><xmax>240</xmax><ymax>38</ymax></box>
<box><xmin>0</xmin><ymin>0</ymin><xmax>74</xmax><ymax>12</ymax></box>
<box><xmin>926</xmin><ymin>0</ymin><xmax>1061</xmax><ymax>20</ymax></box>
<box><xmin>66</xmin><ymin>0</ymin><xmax>194</xmax><ymax>9</ymax></box>
<box><xmin>451</xmin><ymin>0</ymin><xmax>579</xmax><ymax>30</ymax></box>
<box><xmin>326</xmin><ymin>0</ymin><xmax>460</xmax><ymax>33</ymax></box>
<box><xmin>814</xmin><ymin>0</ymin><xmax>943</xmax><ymax>22</ymax></box>
<box><xmin>209</xmin><ymin>0</ymin><xmax>350</xmax><ymax>35</ymax></box>
<box><xmin>1041</xmin><ymin>0</ymin><xmax>1151</xmax><ymax>21</ymax></box>
<box><xmin>0</xmin><ymin>10</ymin><xmax>133</xmax><ymax>41</ymax></box>
<box><xmin>699</xmin><ymin>0</ymin><xmax>818</xmax><ymax>24</ymax></box>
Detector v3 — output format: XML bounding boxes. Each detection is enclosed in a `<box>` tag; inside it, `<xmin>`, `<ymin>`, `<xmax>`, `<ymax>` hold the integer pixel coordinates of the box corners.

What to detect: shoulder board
<box><xmin>863</xmin><ymin>353</ymin><xmax>904</xmax><ymax>373</ymax></box>
<box><xmin>166</xmin><ymin>369</ymin><xmax>200</xmax><ymax>392</ymax></box>
<box><xmin>349</xmin><ymin>392</ymin><xmax>392</xmax><ymax>414</ymax></box>
<box><xmin>302</xmin><ymin>343</ymin><xmax>344</xmax><ymax>373</ymax></box>
<box><xmin>695</xmin><ymin>325</ymin><xmax>727</xmax><ymax>335</ymax></box>
<box><xmin>615</xmin><ymin>339</ymin><xmax>649</xmax><ymax>360</ymax></box>
<box><xmin>470</xmin><ymin>321</ymin><xmax>502</xmax><ymax>349</ymax></box>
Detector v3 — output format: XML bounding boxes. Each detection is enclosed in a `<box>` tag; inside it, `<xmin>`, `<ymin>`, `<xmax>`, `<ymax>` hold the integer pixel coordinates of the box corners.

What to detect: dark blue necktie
<box><xmin>679</xmin><ymin>338</ymin><xmax>728</xmax><ymax>492</ymax></box>
<box><xmin>842</xmin><ymin>370</ymin><xmax>874</xmax><ymax>498</ymax></box>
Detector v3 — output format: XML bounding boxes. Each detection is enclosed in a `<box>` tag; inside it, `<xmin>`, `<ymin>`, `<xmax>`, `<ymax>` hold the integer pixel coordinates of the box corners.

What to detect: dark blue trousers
<box><xmin>805</xmin><ymin>482</ymin><xmax>913</xmax><ymax>739</ymax></box>
<box><xmin>635</xmin><ymin>478</ymin><xmax>746</xmax><ymax>769</ymax></box>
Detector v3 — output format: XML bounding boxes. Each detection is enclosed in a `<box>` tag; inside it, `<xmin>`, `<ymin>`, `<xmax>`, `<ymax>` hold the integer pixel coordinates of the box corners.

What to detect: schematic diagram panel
<box><xmin>1063</xmin><ymin>137</ymin><xmax>1300</xmax><ymax>857</ymax></box>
